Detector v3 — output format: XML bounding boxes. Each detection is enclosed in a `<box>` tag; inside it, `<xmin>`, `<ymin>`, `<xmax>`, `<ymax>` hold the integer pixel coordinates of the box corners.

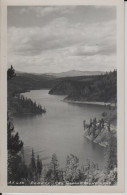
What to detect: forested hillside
<box><xmin>8</xmin><ymin>71</ymin><xmax>104</xmax><ymax>96</ymax></box>
<box><xmin>8</xmin><ymin>66</ymin><xmax>47</xmax><ymax>114</ymax></box>
<box><xmin>8</xmin><ymin>69</ymin><xmax>117</xmax><ymax>114</ymax></box>
<box><xmin>49</xmin><ymin>70</ymin><xmax>117</xmax><ymax>103</ymax></box>
<box><xmin>8</xmin><ymin>72</ymin><xmax>56</xmax><ymax>97</ymax></box>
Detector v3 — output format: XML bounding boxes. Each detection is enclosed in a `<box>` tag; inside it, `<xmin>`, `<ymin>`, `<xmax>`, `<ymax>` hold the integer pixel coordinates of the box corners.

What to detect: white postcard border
<box><xmin>0</xmin><ymin>0</ymin><xmax>124</xmax><ymax>193</ymax></box>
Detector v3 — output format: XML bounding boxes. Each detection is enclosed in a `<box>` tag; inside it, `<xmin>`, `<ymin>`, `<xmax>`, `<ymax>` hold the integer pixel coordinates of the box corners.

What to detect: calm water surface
<box><xmin>14</xmin><ymin>89</ymin><xmax>108</xmax><ymax>169</ymax></box>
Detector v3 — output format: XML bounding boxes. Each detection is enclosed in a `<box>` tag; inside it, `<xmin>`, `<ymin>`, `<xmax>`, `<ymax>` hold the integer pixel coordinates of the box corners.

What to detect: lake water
<box><xmin>13</xmin><ymin>89</ymin><xmax>108</xmax><ymax>169</ymax></box>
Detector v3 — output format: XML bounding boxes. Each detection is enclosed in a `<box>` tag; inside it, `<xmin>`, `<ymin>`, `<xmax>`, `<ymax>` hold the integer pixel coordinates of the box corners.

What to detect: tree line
<box><xmin>8</xmin><ymin>65</ymin><xmax>46</xmax><ymax>114</ymax></box>
<box><xmin>14</xmin><ymin>94</ymin><xmax>46</xmax><ymax>114</ymax></box>
<box><xmin>50</xmin><ymin>70</ymin><xmax>117</xmax><ymax>103</ymax></box>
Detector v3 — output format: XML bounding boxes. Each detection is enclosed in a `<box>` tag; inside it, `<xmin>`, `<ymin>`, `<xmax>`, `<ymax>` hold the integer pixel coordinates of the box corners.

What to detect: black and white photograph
<box><xmin>0</xmin><ymin>0</ymin><xmax>124</xmax><ymax>193</ymax></box>
<box><xmin>7</xmin><ymin>4</ymin><xmax>119</xmax><ymax>186</ymax></box>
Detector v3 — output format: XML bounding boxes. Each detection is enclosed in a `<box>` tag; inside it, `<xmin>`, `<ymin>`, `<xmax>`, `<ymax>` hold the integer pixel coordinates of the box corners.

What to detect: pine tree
<box><xmin>7</xmin><ymin>65</ymin><xmax>16</xmax><ymax>80</ymax></box>
<box><xmin>37</xmin><ymin>155</ymin><xmax>42</xmax><ymax>181</ymax></box>
<box><xmin>29</xmin><ymin>149</ymin><xmax>36</xmax><ymax>181</ymax></box>
<box><xmin>50</xmin><ymin>153</ymin><xmax>59</xmax><ymax>181</ymax></box>
<box><xmin>7</xmin><ymin>114</ymin><xmax>29</xmax><ymax>183</ymax></box>
<box><xmin>8</xmin><ymin>114</ymin><xmax>23</xmax><ymax>153</ymax></box>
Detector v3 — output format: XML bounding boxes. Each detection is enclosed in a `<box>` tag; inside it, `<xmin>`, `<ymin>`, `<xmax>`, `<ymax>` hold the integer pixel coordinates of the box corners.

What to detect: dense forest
<box><xmin>8</xmin><ymin>69</ymin><xmax>117</xmax><ymax>104</ymax></box>
<box><xmin>8</xmin><ymin>70</ymin><xmax>103</xmax><ymax>96</ymax></box>
<box><xmin>49</xmin><ymin>70</ymin><xmax>117</xmax><ymax>103</ymax></box>
<box><xmin>8</xmin><ymin>66</ymin><xmax>46</xmax><ymax>114</ymax></box>
<box><xmin>9</xmin><ymin>94</ymin><xmax>46</xmax><ymax>114</ymax></box>
<box><xmin>8</xmin><ymin>68</ymin><xmax>117</xmax><ymax>104</ymax></box>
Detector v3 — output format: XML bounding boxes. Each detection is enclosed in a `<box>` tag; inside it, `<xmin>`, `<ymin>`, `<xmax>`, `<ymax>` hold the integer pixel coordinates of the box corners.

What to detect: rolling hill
<box><xmin>46</xmin><ymin>70</ymin><xmax>105</xmax><ymax>77</ymax></box>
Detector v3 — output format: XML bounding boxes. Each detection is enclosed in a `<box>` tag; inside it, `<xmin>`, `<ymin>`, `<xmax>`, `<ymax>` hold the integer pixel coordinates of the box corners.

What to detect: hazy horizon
<box><xmin>8</xmin><ymin>6</ymin><xmax>117</xmax><ymax>73</ymax></box>
<box><xmin>14</xmin><ymin>68</ymin><xmax>115</xmax><ymax>75</ymax></box>
<box><xmin>15</xmin><ymin>69</ymin><xmax>107</xmax><ymax>73</ymax></box>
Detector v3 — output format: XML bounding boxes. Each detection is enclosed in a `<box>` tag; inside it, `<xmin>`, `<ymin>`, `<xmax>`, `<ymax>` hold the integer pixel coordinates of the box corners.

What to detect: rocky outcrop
<box><xmin>83</xmin><ymin>118</ymin><xmax>116</xmax><ymax>147</ymax></box>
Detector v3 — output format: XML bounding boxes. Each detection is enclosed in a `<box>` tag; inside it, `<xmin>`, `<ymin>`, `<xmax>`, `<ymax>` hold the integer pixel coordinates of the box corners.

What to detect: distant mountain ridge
<box><xmin>16</xmin><ymin>70</ymin><xmax>105</xmax><ymax>78</ymax></box>
<box><xmin>45</xmin><ymin>70</ymin><xmax>105</xmax><ymax>77</ymax></box>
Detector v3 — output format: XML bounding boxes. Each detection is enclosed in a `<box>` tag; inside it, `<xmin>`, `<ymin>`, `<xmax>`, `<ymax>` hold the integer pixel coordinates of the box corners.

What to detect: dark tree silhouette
<box><xmin>7</xmin><ymin>114</ymin><xmax>29</xmax><ymax>183</ymax></box>
<box><xmin>7</xmin><ymin>65</ymin><xmax>16</xmax><ymax>80</ymax></box>
<box><xmin>8</xmin><ymin>114</ymin><xmax>23</xmax><ymax>153</ymax></box>
<box><xmin>29</xmin><ymin>149</ymin><xmax>36</xmax><ymax>181</ymax></box>
<box><xmin>36</xmin><ymin>155</ymin><xmax>43</xmax><ymax>181</ymax></box>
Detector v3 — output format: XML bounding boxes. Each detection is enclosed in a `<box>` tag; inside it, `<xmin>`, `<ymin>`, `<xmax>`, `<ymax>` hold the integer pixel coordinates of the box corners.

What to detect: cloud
<box><xmin>71</xmin><ymin>43</ymin><xmax>116</xmax><ymax>57</ymax></box>
<box><xmin>8</xmin><ymin>6</ymin><xmax>116</xmax><ymax>73</ymax></box>
<box><xmin>27</xmin><ymin>6</ymin><xmax>77</xmax><ymax>17</ymax></box>
<box><xmin>8</xmin><ymin>48</ymin><xmax>116</xmax><ymax>73</ymax></box>
<box><xmin>8</xmin><ymin>5</ymin><xmax>116</xmax><ymax>28</ymax></box>
<box><xmin>8</xmin><ymin>18</ymin><xmax>116</xmax><ymax>55</ymax></box>
<box><xmin>71</xmin><ymin>45</ymin><xmax>100</xmax><ymax>56</ymax></box>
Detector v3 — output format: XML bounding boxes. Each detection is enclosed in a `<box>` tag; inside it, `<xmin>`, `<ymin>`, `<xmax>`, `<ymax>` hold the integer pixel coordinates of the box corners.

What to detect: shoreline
<box><xmin>20</xmin><ymin>90</ymin><xmax>115</xmax><ymax>108</ymax></box>
<box><xmin>84</xmin><ymin>135</ymin><xmax>107</xmax><ymax>148</ymax></box>
<box><xmin>63</xmin><ymin>99</ymin><xmax>115</xmax><ymax>107</ymax></box>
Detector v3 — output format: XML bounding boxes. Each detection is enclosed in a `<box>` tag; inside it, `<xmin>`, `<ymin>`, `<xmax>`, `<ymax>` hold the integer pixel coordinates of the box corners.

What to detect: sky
<box><xmin>7</xmin><ymin>6</ymin><xmax>116</xmax><ymax>73</ymax></box>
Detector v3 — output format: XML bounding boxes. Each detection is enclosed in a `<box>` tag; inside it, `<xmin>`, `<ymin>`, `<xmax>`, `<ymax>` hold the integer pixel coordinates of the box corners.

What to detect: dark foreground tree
<box><xmin>7</xmin><ymin>65</ymin><xmax>16</xmax><ymax>80</ymax></box>
<box><xmin>28</xmin><ymin>149</ymin><xmax>36</xmax><ymax>181</ymax></box>
<box><xmin>7</xmin><ymin>66</ymin><xmax>28</xmax><ymax>183</ymax></box>
<box><xmin>28</xmin><ymin>150</ymin><xmax>43</xmax><ymax>182</ymax></box>
<box><xmin>36</xmin><ymin>155</ymin><xmax>43</xmax><ymax>181</ymax></box>
<box><xmin>8</xmin><ymin>114</ymin><xmax>23</xmax><ymax>153</ymax></box>
<box><xmin>7</xmin><ymin>114</ymin><xmax>28</xmax><ymax>183</ymax></box>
